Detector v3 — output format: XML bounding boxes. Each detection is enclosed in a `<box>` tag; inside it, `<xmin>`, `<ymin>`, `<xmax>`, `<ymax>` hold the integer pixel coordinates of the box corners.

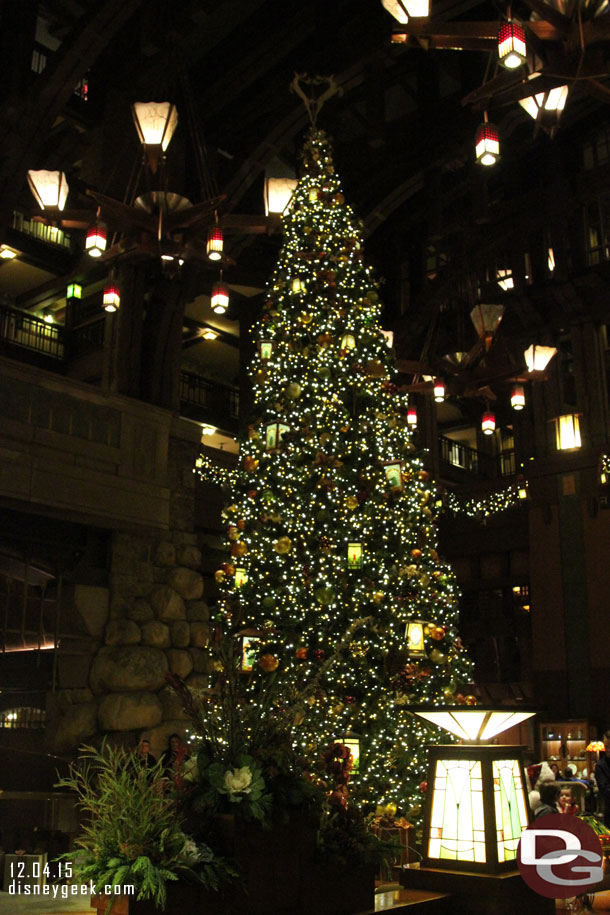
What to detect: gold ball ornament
<box><xmin>372</xmin><ymin>591</ymin><xmax>385</xmax><ymax>605</ymax></box>
<box><xmin>274</xmin><ymin>536</ymin><xmax>292</xmax><ymax>554</ymax></box>
<box><xmin>384</xmin><ymin>802</ymin><xmax>397</xmax><ymax>818</ymax></box>
<box><xmin>465</xmin><ymin>694</ymin><xmax>478</xmax><ymax>706</ymax></box>
<box><xmin>258</xmin><ymin>653</ymin><xmax>279</xmax><ymax>673</ymax></box>
<box><xmin>285</xmin><ymin>382</ymin><xmax>302</xmax><ymax>400</ymax></box>
<box><xmin>299</xmin><ymin>312</ymin><xmax>313</xmax><ymax>325</ymax></box>
<box><xmin>430</xmin><ymin>626</ymin><xmax>445</xmax><ymax>641</ymax></box>
<box><xmin>243</xmin><ymin>456</ymin><xmax>259</xmax><ymax>472</ymax></box>
<box><xmin>345</xmin><ymin>496</ymin><xmax>358</xmax><ymax>510</ymax></box>
<box><xmin>228</xmin><ymin>527</ymin><xmax>241</xmax><ymax>541</ymax></box>
<box><xmin>230</xmin><ymin>541</ymin><xmax>248</xmax><ymax>558</ymax></box>
<box><xmin>410</xmin><ymin>548</ymin><xmax>422</xmax><ymax>560</ymax></box>
<box><xmin>429</xmin><ymin>648</ymin><xmax>447</xmax><ymax>664</ymax></box>
<box><xmin>214</xmin><ymin>570</ymin><xmax>226</xmax><ymax>583</ymax></box>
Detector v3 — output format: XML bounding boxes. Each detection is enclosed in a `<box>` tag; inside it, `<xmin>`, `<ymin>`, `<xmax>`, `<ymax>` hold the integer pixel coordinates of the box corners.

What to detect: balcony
<box><xmin>439</xmin><ymin>434</ymin><xmax>517</xmax><ymax>480</ymax></box>
<box><xmin>180</xmin><ymin>371</ymin><xmax>240</xmax><ymax>433</ymax></box>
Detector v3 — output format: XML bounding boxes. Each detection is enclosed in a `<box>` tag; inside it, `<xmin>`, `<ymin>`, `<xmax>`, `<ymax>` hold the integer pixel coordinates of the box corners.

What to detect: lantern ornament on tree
<box><xmin>211</xmin><ymin>281</ymin><xmax>229</xmax><ymax>315</ymax></box>
<box><xmin>292</xmin><ymin>277</ymin><xmax>305</xmax><ymax>294</ymax></box>
<box><xmin>132</xmin><ymin>101</ymin><xmax>178</xmax><ymax>171</ymax></box>
<box><xmin>410</xmin><ymin>707</ymin><xmax>536</xmax><ymax>875</ymax></box>
<box><xmin>347</xmin><ymin>542</ymin><xmax>363</xmax><ymax>569</ymax></box>
<box><xmin>27</xmin><ymin>170</ymin><xmax>69</xmax><ymax>211</ymax></box>
<box><xmin>85</xmin><ymin>220</ymin><xmax>107</xmax><ymax>258</ymax></box>
<box><xmin>498</xmin><ymin>21</ymin><xmax>526</xmax><ymax>70</ymax></box>
<box><xmin>405</xmin><ymin>620</ymin><xmax>428</xmax><ymax>658</ymax></box>
<box><xmin>102</xmin><ymin>282</ymin><xmax>120</xmax><ymax>313</ymax></box>
<box><xmin>258</xmin><ymin>340</ymin><xmax>274</xmax><ymax>360</ymax></box>
<box><xmin>475</xmin><ymin>117</ymin><xmax>500</xmax><ymax>167</ymax></box>
<box><xmin>510</xmin><ymin>383</ymin><xmax>525</xmax><ymax>411</ymax></box>
<box><xmin>481</xmin><ymin>410</ymin><xmax>496</xmax><ymax>436</ymax></box>
<box><xmin>340</xmin><ymin>333</ymin><xmax>356</xmax><ymax>351</ymax></box>
<box><xmin>235</xmin><ymin>568</ymin><xmax>248</xmax><ymax>588</ymax></box>
<box><xmin>342</xmin><ymin>733</ymin><xmax>361</xmax><ymax>773</ymax></box>
<box><xmin>382</xmin><ymin>460</ymin><xmax>404</xmax><ymax>492</ymax></box>
<box><xmin>206</xmin><ymin>226</ymin><xmax>223</xmax><ymax>261</ymax></box>
<box><xmin>238</xmin><ymin>629</ymin><xmax>262</xmax><ymax>672</ymax></box>
<box><xmin>265</xmin><ymin>422</ymin><xmax>290</xmax><ymax>451</ymax></box>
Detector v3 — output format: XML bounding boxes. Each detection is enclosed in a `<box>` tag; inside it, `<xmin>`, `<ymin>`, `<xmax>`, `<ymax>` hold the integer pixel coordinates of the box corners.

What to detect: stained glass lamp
<box><xmin>413</xmin><ymin>707</ymin><xmax>535</xmax><ymax>875</ymax></box>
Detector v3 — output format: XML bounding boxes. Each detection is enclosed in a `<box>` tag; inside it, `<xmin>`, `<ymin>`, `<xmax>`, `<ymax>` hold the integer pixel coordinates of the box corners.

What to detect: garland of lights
<box><xmin>444</xmin><ymin>482</ymin><xmax>523</xmax><ymax>518</ymax></box>
<box><xmin>601</xmin><ymin>453</ymin><xmax>610</xmax><ymax>479</ymax></box>
<box><xmin>194</xmin><ymin>453</ymin><xmax>237</xmax><ymax>489</ymax></box>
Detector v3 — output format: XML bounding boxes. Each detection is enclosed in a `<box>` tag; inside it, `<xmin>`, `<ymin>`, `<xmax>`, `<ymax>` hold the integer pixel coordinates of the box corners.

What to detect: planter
<box><xmin>92</xmin><ymin>882</ymin><xmax>229</xmax><ymax>915</ymax></box>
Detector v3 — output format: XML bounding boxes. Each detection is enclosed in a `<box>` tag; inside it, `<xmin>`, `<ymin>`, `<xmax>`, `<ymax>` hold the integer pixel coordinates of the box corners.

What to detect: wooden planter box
<box><xmin>91</xmin><ymin>817</ymin><xmax>374</xmax><ymax>915</ymax></box>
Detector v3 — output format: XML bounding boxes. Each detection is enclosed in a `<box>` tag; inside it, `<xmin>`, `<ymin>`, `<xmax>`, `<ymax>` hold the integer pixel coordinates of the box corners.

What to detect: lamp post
<box><xmin>399</xmin><ymin>707</ymin><xmax>548</xmax><ymax>915</ymax></box>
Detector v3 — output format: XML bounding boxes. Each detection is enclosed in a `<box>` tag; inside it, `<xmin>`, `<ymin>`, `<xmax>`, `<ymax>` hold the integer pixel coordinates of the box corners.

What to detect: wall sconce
<box><xmin>211</xmin><ymin>281</ymin><xmax>229</xmax><ymax>315</ymax></box>
<box><xmin>347</xmin><ymin>542</ymin><xmax>363</xmax><ymax>569</ymax></box>
<box><xmin>265</xmin><ymin>421</ymin><xmax>289</xmax><ymax>451</ymax></box>
<box><xmin>510</xmin><ymin>384</ymin><xmax>525</xmax><ymax>411</ymax></box>
<box><xmin>481</xmin><ymin>411</ymin><xmax>495</xmax><ymax>436</ymax></box>
<box><xmin>206</xmin><ymin>226</ymin><xmax>223</xmax><ymax>261</ymax></box>
<box><xmin>405</xmin><ymin>620</ymin><xmax>428</xmax><ymax>657</ymax></box>
<box><xmin>555</xmin><ymin>414</ymin><xmax>581</xmax><ymax>451</ymax></box>
<box><xmin>27</xmin><ymin>169</ymin><xmax>69</xmax><ymax>211</ymax></box>
<box><xmin>413</xmin><ymin>708</ymin><xmax>535</xmax><ymax>874</ymax></box>
<box><xmin>498</xmin><ymin>21</ymin><xmax>526</xmax><ymax>69</ymax></box>
<box><xmin>258</xmin><ymin>340</ymin><xmax>273</xmax><ymax>360</ymax></box>
<box><xmin>66</xmin><ymin>283</ymin><xmax>82</xmax><ymax>300</ymax></box>
<box><xmin>103</xmin><ymin>282</ymin><xmax>120</xmax><ymax>313</ymax></box>
<box><xmin>201</xmin><ymin>328</ymin><xmax>219</xmax><ymax>341</ymax></box>
<box><xmin>201</xmin><ymin>424</ymin><xmax>215</xmax><ymax>436</ymax></box>
<box><xmin>475</xmin><ymin>118</ymin><xmax>500</xmax><ymax>167</ymax></box>
<box><xmin>264</xmin><ymin>177</ymin><xmax>297</xmax><ymax>215</ymax></box>
<box><xmin>132</xmin><ymin>101</ymin><xmax>178</xmax><ymax>171</ymax></box>
<box><xmin>523</xmin><ymin>344</ymin><xmax>557</xmax><ymax>373</ymax></box>
<box><xmin>382</xmin><ymin>460</ymin><xmax>404</xmax><ymax>492</ymax></box>
<box><xmin>433</xmin><ymin>378</ymin><xmax>446</xmax><ymax>402</ymax></box>
<box><xmin>0</xmin><ymin>246</ymin><xmax>18</xmax><ymax>259</ymax></box>
<box><xmin>85</xmin><ymin>220</ymin><xmax>107</xmax><ymax>258</ymax></box>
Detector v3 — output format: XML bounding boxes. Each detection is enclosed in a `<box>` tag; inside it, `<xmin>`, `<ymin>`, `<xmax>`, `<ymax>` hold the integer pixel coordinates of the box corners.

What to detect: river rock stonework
<box><xmin>47</xmin><ymin>429</ymin><xmax>216</xmax><ymax>755</ymax></box>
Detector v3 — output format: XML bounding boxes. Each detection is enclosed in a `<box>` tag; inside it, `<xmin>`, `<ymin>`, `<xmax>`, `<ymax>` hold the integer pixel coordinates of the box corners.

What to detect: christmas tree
<box><xmin>201</xmin><ymin>117</ymin><xmax>474</xmax><ymax>818</ymax></box>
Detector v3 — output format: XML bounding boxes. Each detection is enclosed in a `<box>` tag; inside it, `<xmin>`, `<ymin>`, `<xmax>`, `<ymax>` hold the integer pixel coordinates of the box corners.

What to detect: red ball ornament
<box><xmin>419</xmin><ymin>781</ymin><xmax>428</xmax><ymax>794</ymax></box>
<box><xmin>314</xmin><ymin>648</ymin><xmax>326</xmax><ymax>660</ymax></box>
<box><xmin>295</xmin><ymin>646</ymin><xmax>308</xmax><ymax>659</ymax></box>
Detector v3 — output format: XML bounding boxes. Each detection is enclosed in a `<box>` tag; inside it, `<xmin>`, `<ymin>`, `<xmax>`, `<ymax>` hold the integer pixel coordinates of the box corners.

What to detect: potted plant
<box><xmin>56</xmin><ymin>742</ymin><xmax>235</xmax><ymax>914</ymax></box>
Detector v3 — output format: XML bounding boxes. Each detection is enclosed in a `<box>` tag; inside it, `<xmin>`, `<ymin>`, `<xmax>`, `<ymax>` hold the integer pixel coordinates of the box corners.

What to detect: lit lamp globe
<box><xmin>411</xmin><ymin>707</ymin><xmax>536</xmax><ymax>875</ymax></box>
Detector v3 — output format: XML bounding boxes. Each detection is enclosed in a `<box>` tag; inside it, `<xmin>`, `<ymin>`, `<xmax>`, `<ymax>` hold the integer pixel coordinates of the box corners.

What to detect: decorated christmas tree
<box><xmin>199</xmin><ymin>94</ymin><xmax>474</xmax><ymax>819</ymax></box>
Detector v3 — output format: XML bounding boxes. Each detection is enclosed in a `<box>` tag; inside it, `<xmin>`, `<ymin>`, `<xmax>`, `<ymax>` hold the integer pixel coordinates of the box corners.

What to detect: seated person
<box><xmin>558</xmin><ymin>785</ymin><xmax>579</xmax><ymax>815</ymax></box>
<box><xmin>532</xmin><ymin>782</ymin><xmax>561</xmax><ymax>819</ymax></box>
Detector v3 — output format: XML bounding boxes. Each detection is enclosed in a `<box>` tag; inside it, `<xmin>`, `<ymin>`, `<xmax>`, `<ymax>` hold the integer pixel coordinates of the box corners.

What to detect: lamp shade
<box><xmin>103</xmin><ymin>283</ymin><xmax>120</xmax><ymax>313</ymax></box>
<box><xmin>381</xmin><ymin>0</ymin><xmax>428</xmax><ymax>20</ymax></box>
<box><xmin>555</xmin><ymin>413</ymin><xmax>581</xmax><ymax>451</ymax></box>
<box><xmin>264</xmin><ymin>177</ymin><xmax>297</xmax><ymax>215</ymax></box>
<box><xmin>85</xmin><ymin>221</ymin><xmax>107</xmax><ymax>257</ymax></box>
<box><xmin>470</xmin><ymin>304</ymin><xmax>504</xmax><ymax>342</ymax></box>
<box><xmin>211</xmin><ymin>283</ymin><xmax>229</xmax><ymax>315</ymax></box>
<box><xmin>407</xmin><ymin>405</ymin><xmax>418</xmax><ymax>427</ymax></box>
<box><xmin>27</xmin><ymin>170</ymin><xmax>69</xmax><ymax>211</ymax></box>
<box><xmin>475</xmin><ymin>123</ymin><xmax>500</xmax><ymax>167</ymax></box>
<box><xmin>433</xmin><ymin>378</ymin><xmax>446</xmax><ymax>402</ymax></box>
<box><xmin>414</xmin><ymin>707</ymin><xmax>536</xmax><ymax>743</ymax></box>
<box><xmin>523</xmin><ymin>344</ymin><xmax>557</xmax><ymax>373</ymax></box>
<box><xmin>206</xmin><ymin>227</ymin><xmax>223</xmax><ymax>261</ymax></box>
<box><xmin>510</xmin><ymin>384</ymin><xmax>525</xmax><ymax>411</ymax></box>
<box><xmin>498</xmin><ymin>21</ymin><xmax>526</xmax><ymax>69</ymax></box>
<box><xmin>519</xmin><ymin>85</ymin><xmax>568</xmax><ymax>124</ymax></box>
<box><xmin>132</xmin><ymin>102</ymin><xmax>178</xmax><ymax>151</ymax></box>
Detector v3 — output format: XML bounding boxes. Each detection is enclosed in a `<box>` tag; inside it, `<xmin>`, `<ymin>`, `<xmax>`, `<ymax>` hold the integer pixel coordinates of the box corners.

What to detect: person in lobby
<box><xmin>595</xmin><ymin>730</ymin><xmax>610</xmax><ymax>827</ymax></box>
<box><xmin>161</xmin><ymin>732</ymin><xmax>189</xmax><ymax>780</ymax></box>
<box><xmin>136</xmin><ymin>738</ymin><xmax>157</xmax><ymax>767</ymax></box>
<box><xmin>532</xmin><ymin>781</ymin><xmax>562</xmax><ymax>819</ymax></box>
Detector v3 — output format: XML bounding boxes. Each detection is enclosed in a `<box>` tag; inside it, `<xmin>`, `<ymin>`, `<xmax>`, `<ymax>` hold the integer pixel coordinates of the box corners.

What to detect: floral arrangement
<box><xmin>56</xmin><ymin>742</ymin><xmax>235</xmax><ymax>912</ymax></box>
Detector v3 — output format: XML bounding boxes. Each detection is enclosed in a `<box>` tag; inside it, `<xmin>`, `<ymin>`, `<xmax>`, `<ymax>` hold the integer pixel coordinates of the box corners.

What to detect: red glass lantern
<box><xmin>481</xmin><ymin>411</ymin><xmax>496</xmax><ymax>436</ymax></box>
<box><xmin>211</xmin><ymin>282</ymin><xmax>229</xmax><ymax>315</ymax></box>
<box><xmin>86</xmin><ymin>221</ymin><xmax>107</xmax><ymax>257</ymax></box>
<box><xmin>407</xmin><ymin>405</ymin><xmax>418</xmax><ymax>427</ymax></box>
<box><xmin>206</xmin><ymin>227</ymin><xmax>223</xmax><ymax>262</ymax></box>
<box><xmin>475</xmin><ymin>122</ymin><xmax>500</xmax><ymax>167</ymax></box>
<box><xmin>510</xmin><ymin>384</ymin><xmax>525</xmax><ymax>411</ymax></box>
<box><xmin>433</xmin><ymin>378</ymin><xmax>446</xmax><ymax>402</ymax></box>
<box><xmin>103</xmin><ymin>282</ymin><xmax>120</xmax><ymax>313</ymax></box>
<box><xmin>498</xmin><ymin>21</ymin><xmax>526</xmax><ymax>70</ymax></box>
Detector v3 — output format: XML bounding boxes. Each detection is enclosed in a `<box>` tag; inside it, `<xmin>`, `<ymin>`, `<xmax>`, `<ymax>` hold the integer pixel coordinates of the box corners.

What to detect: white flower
<box><xmin>182</xmin><ymin>757</ymin><xmax>199</xmax><ymax>783</ymax></box>
<box><xmin>223</xmin><ymin>766</ymin><xmax>253</xmax><ymax>795</ymax></box>
<box><xmin>180</xmin><ymin>837</ymin><xmax>201</xmax><ymax>866</ymax></box>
